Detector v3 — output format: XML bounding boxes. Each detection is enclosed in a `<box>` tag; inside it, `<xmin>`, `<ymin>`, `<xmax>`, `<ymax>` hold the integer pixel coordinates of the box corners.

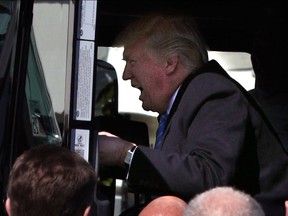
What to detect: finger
<box><xmin>98</xmin><ymin>131</ymin><xmax>117</xmax><ymax>137</ymax></box>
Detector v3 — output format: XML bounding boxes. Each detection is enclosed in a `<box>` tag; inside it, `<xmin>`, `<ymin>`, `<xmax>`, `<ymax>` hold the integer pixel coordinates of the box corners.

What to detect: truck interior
<box><xmin>97</xmin><ymin>0</ymin><xmax>287</xmax><ymax>52</ymax></box>
<box><xmin>1</xmin><ymin>0</ymin><xmax>287</xmax><ymax>215</ymax></box>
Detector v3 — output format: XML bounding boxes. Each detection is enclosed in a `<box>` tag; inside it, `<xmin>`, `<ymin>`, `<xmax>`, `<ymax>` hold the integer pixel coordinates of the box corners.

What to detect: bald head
<box><xmin>139</xmin><ymin>196</ymin><xmax>187</xmax><ymax>216</ymax></box>
<box><xmin>184</xmin><ymin>187</ymin><xmax>265</xmax><ymax>216</ymax></box>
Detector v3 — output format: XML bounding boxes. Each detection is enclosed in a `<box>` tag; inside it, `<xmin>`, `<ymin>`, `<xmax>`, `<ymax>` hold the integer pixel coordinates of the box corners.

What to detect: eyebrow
<box><xmin>122</xmin><ymin>51</ymin><xmax>128</xmax><ymax>60</ymax></box>
<box><xmin>122</xmin><ymin>55</ymin><xmax>128</xmax><ymax>61</ymax></box>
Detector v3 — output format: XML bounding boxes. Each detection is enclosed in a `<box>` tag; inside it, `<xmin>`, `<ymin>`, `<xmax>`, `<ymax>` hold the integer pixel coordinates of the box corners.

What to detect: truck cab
<box><xmin>1</xmin><ymin>0</ymin><xmax>287</xmax><ymax>215</ymax></box>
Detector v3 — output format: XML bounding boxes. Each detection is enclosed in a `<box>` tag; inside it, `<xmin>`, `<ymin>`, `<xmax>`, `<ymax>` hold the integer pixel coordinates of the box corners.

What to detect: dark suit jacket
<box><xmin>127</xmin><ymin>60</ymin><xmax>288</xmax><ymax>216</ymax></box>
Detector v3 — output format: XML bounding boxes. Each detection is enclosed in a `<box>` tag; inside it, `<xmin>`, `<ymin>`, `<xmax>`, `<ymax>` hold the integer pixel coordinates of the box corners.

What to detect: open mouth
<box><xmin>134</xmin><ymin>86</ymin><xmax>143</xmax><ymax>100</ymax></box>
<box><xmin>132</xmin><ymin>84</ymin><xmax>143</xmax><ymax>92</ymax></box>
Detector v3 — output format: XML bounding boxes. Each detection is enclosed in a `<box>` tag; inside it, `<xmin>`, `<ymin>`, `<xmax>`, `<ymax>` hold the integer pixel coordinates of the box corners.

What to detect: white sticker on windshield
<box><xmin>74</xmin><ymin>40</ymin><xmax>94</xmax><ymax>121</ymax></box>
<box><xmin>72</xmin><ymin>129</ymin><xmax>90</xmax><ymax>161</ymax></box>
<box><xmin>77</xmin><ymin>0</ymin><xmax>97</xmax><ymax>41</ymax></box>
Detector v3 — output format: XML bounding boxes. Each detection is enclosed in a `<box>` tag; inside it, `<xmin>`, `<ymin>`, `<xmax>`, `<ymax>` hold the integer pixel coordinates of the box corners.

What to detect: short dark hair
<box><xmin>7</xmin><ymin>144</ymin><xmax>97</xmax><ymax>216</ymax></box>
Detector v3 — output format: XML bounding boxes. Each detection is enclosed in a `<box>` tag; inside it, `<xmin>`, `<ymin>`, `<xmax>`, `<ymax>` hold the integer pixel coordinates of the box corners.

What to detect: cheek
<box><xmin>141</xmin><ymin>61</ymin><xmax>166</xmax><ymax>91</ymax></box>
<box><xmin>145</xmin><ymin>77</ymin><xmax>164</xmax><ymax>106</ymax></box>
<box><xmin>144</xmin><ymin>73</ymin><xmax>160</xmax><ymax>90</ymax></box>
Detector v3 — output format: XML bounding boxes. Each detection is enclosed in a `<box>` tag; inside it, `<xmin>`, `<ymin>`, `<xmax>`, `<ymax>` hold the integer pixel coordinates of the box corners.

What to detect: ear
<box><xmin>5</xmin><ymin>198</ymin><xmax>11</xmax><ymax>216</ymax></box>
<box><xmin>165</xmin><ymin>54</ymin><xmax>178</xmax><ymax>75</ymax></box>
<box><xmin>83</xmin><ymin>206</ymin><xmax>91</xmax><ymax>216</ymax></box>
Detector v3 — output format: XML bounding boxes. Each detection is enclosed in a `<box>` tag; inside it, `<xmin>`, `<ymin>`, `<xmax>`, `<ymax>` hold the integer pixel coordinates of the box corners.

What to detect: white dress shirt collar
<box><xmin>166</xmin><ymin>86</ymin><xmax>181</xmax><ymax>115</ymax></box>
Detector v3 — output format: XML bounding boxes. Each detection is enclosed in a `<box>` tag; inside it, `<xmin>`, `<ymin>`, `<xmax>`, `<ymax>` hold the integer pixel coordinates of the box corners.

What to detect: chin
<box><xmin>142</xmin><ymin>104</ymin><xmax>151</xmax><ymax>112</ymax></box>
<box><xmin>142</xmin><ymin>106</ymin><xmax>150</xmax><ymax>112</ymax></box>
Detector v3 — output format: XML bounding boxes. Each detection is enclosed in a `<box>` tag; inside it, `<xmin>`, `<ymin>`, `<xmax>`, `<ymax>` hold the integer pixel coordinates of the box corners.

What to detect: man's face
<box><xmin>122</xmin><ymin>40</ymin><xmax>169</xmax><ymax>113</ymax></box>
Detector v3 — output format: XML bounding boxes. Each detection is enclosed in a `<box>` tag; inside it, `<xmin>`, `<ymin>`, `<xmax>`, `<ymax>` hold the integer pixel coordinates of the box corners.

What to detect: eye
<box><xmin>130</xmin><ymin>59</ymin><xmax>137</xmax><ymax>65</ymax></box>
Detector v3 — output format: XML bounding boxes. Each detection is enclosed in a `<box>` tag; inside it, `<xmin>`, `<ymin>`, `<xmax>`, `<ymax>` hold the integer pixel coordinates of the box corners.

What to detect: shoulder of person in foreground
<box><xmin>183</xmin><ymin>186</ymin><xmax>265</xmax><ymax>216</ymax></box>
<box><xmin>139</xmin><ymin>195</ymin><xmax>187</xmax><ymax>216</ymax></box>
<box><xmin>5</xmin><ymin>144</ymin><xmax>97</xmax><ymax>216</ymax></box>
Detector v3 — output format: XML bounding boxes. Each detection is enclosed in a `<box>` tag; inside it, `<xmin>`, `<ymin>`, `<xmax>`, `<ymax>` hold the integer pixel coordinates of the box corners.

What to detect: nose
<box><xmin>122</xmin><ymin>64</ymin><xmax>132</xmax><ymax>80</ymax></box>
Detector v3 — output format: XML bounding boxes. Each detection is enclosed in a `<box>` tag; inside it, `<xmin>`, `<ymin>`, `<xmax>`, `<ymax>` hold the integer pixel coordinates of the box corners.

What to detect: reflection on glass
<box><xmin>94</xmin><ymin>59</ymin><xmax>118</xmax><ymax>117</ymax></box>
<box><xmin>25</xmin><ymin>29</ymin><xmax>62</xmax><ymax>145</ymax></box>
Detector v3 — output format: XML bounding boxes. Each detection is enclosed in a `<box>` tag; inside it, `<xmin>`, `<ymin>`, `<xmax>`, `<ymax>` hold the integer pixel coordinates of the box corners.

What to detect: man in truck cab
<box><xmin>98</xmin><ymin>12</ymin><xmax>288</xmax><ymax>216</ymax></box>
